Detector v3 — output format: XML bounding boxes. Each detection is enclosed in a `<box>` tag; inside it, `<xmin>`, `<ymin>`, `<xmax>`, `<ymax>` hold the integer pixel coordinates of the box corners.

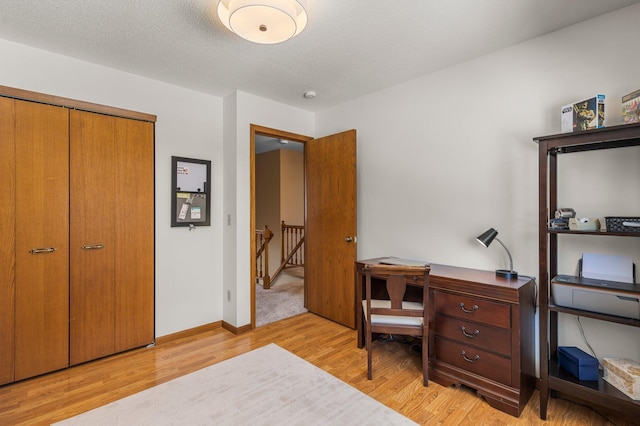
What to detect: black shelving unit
<box><xmin>535</xmin><ymin>122</ymin><xmax>640</xmax><ymax>421</ymax></box>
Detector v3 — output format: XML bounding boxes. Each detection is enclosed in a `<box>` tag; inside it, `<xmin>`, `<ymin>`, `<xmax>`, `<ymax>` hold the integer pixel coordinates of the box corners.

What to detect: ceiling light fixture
<box><xmin>217</xmin><ymin>0</ymin><xmax>308</xmax><ymax>45</ymax></box>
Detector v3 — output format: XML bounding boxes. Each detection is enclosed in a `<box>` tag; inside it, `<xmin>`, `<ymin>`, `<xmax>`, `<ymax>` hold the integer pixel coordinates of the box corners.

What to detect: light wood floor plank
<box><xmin>0</xmin><ymin>313</ymin><xmax>626</xmax><ymax>425</ymax></box>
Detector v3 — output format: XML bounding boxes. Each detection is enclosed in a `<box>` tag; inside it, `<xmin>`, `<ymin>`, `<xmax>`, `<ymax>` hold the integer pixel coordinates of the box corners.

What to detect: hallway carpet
<box><xmin>256</xmin><ymin>267</ymin><xmax>306</xmax><ymax>327</ymax></box>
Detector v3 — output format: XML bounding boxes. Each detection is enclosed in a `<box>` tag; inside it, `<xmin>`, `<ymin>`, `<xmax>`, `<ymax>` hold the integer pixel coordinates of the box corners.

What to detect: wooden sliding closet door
<box><xmin>113</xmin><ymin>117</ymin><xmax>154</xmax><ymax>352</ymax></box>
<box><xmin>14</xmin><ymin>100</ymin><xmax>70</xmax><ymax>380</ymax></box>
<box><xmin>0</xmin><ymin>97</ymin><xmax>16</xmax><ymax>385</ymax></box>
<box><xmin>69</xmin><ymin>110</ymin><xmax>154</xmax><ymax>365</ymax></box>
<box><xmin>70</xmin><ymin>110</ymin><xmax>117</xmax><ymax>365</ymax></box>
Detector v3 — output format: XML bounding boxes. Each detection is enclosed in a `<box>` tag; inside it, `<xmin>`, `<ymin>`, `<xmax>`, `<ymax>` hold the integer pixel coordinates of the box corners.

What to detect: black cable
<box><xmin>577</xmin><ymin>316</ymin><xmax>601</xmax><ymax>369</ymax></box>
<box><xmin>377</xmin><ymin>334</ymin><xmax>422</xmax><ymax>356</ymax></box>
<box><xmin>519</xmin><ymin>274</ymin><xmax>538</xmax><ymax>314</ymax></box>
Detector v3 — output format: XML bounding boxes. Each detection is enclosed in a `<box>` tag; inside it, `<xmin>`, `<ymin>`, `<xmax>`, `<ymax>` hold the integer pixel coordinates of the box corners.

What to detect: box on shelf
<box><xmin>558</xmin><ymin>346</ymin><xmax>599</xmax><ymax>381</ymax></box>
<box><xmin>561</xmin><ymin>104</ymin><xmax>574</xmax><ymax>133</ymax></box>
<box><xmin>622</xmin><ymin>89</ymin><xmax>640</xmax><ymax>125</ymax></box>
<box><xmin>561</xmin><ymin>94</ymin><xmax>605</xmax><ymax>133</ymax></box>
<box><xmin>568</xmin><ymin>218</ymin><xmax>600</xmax><ymax>231</ymax></box>
<box><xmin>605</xmin><ymin>217</ymin><xmax>640</xmax><ymax>233</ymax></box>
<box><xmin>603</xmin><ymin>357</ymin><xmax>640</xmax><ymax>400</ymax></box>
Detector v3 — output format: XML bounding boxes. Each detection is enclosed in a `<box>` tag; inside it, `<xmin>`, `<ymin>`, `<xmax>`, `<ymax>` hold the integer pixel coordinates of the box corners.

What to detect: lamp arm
<box><xmin>494</xmin><ymin>237</ymin><xmax>514</xmax><ymax>273</ymax></box>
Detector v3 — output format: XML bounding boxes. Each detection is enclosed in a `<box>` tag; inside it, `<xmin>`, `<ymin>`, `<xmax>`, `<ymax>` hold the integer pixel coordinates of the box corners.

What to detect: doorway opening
<box><xmin>250</xmin><ymin>125</ymin><xmax>312</xmax><ymax>328</ymax></box>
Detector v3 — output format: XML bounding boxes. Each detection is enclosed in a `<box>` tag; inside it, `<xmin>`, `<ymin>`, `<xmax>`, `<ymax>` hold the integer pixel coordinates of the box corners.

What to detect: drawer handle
<box><xmin>461</xmin><ymin>326</ymin><xmax>480</xmax><ymax>338</ymax></box>
<box><xmin>82</xmin><ymin>244</ymin><xmax>105</xmax><ymax>250</ymax></box>
<box><xmin>459</xmin><ymin>302</ymin><xmax>478</xmax><ymax>314</ymax></box>
<box><xmin>30</xmin><ymin>247</ymin><xmax>56</xmax><ymax>255</ymax></box>
<box><xmin>461</xmin><ymin>350</ymin><xmax>480</xmax><ymax>363</ymax></box>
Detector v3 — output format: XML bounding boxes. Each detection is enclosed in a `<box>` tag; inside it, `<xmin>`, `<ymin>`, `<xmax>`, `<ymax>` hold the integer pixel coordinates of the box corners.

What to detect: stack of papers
<box><xmin>379</xmin><ymin>257</ymin><xmax>430</xmax><ymax>267</ymax></box>
<box><xmin>581</xmin><ymin>253</ymin><xmax>634</xmax><ymax>283</ymax></box>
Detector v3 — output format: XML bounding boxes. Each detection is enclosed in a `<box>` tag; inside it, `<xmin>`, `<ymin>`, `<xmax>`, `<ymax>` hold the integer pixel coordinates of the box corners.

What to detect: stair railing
<box><xmin>255</xmin><ymin>225</ymin><xmax>273</xmax><ymax>289</ymax></box>
<box><xmin>270</xmin><ymin>221</ymin><xmax>305</xmax><ymax>284</ymax></box>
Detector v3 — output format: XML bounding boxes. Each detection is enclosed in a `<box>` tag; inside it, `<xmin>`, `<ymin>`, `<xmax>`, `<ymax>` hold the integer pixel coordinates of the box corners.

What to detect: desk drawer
<box><xmin>435</xmin><ymin>337</ymin><xmax>512</xmax><ymax>386</ymax></box>
<box><xmin>434</xmin><ymin>291</ymin><xmax>511</xmax><ymax>329</ymax></box>
<box><xmin>435</xmin><ymin>314</ymin><xmax>511</xmax><ymax>356</ymax></box>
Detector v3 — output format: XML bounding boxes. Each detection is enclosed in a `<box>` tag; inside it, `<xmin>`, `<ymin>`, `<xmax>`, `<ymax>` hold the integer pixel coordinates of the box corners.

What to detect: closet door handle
<box><xmin>30</xmin><ymin>247</ymin><xmax>56</xmax><ymax>255</ymax></box>
<box><xmin>81</xmin><ymin>244</ymin><xmax>104</xmax><ymax>250</ymax></box>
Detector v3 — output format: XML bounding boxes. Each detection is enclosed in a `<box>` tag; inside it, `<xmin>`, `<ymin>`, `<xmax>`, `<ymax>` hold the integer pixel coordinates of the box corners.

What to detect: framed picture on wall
<box><xmin>171</xmin><ymin>156</ymin><xmax>211</xmax><ymax>227</ymax></box>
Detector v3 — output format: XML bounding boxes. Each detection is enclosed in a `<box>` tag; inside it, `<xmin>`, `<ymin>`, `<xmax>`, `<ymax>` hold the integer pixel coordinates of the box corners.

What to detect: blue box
<box><xmin>558</xmin><ymin>346</ymin><xmax>599</xmax><ymax>381</ymax></box>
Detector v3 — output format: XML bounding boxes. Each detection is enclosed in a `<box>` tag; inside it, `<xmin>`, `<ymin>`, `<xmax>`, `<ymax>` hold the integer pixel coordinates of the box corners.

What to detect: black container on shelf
<box><xmin>605</xmin><ymin>217</ymin><xmax>640</xmax><ymax>233</ymax></box>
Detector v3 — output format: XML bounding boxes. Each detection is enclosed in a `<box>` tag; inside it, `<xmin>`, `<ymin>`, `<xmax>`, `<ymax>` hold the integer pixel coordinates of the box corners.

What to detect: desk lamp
<box><xmin>476</xmin><ymin>228</ymin><xmax>518</xmax><ymax>279</ymax></box>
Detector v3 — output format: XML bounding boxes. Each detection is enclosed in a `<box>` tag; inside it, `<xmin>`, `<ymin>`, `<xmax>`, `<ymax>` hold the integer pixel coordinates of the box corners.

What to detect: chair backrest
<box><xmin>364</xmin><ymin>263</ymin><xmax>430</xmax><ymax>324</ymax></box>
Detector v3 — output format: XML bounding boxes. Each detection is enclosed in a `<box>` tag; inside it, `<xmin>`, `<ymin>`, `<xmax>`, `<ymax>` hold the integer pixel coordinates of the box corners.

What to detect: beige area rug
<box><xmin>54</xmin><ymin>344</ymin><xmax>416</xmax><ymax>426</ymax></box>
<box><xmin>256</xmin><ymin>267</ymin><xmax>307</xmax><ymax>327</ymax></box>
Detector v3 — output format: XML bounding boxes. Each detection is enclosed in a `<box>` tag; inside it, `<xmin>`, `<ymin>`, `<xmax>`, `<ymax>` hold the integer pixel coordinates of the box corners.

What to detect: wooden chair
<box><xmin>362</xmin><ymin>263</ymin><xmax>431</xmax><ymax>386</ymax></box>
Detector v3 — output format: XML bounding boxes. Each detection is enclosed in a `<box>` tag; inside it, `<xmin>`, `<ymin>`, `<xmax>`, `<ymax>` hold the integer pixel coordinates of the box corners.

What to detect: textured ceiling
<box><xmin>0</xmin><ymin>0</ymin><xmax>638</xmax><ymax>112</ymax></box>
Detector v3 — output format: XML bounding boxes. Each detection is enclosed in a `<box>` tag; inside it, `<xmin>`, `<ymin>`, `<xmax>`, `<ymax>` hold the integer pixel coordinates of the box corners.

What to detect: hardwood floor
<box><xmin>0</xmin><ymin>313</ymin><xmax>624</xmax><ymax>425</ymax></box>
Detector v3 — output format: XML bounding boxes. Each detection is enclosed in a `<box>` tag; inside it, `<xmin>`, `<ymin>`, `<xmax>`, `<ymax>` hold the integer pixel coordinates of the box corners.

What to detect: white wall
<box><xmin>222</xmin><ymin>91</ymin><xmax>314</xmax><ymax>327</ymax></box>
<box><xmin>0</xmin><ymin>39</ymin><xmax>224</xmax><ymax>337</ymax></box>
<box><xmin>316</xmin><ymin>3</ymin><xmax>640</xmax><ymax>372</ymax></box>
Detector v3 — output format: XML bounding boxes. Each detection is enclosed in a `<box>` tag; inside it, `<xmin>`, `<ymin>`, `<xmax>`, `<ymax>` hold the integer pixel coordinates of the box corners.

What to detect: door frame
<box><xmin>250</xmin><ymin>124</ymin><xmax>312</xmax><ymax>329</ymax></box>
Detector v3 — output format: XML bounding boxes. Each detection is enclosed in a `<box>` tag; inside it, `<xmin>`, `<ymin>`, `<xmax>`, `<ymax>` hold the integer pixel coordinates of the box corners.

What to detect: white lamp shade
<box><xmin>217</xmin><ymin>0</ymin><xmax>307</xmax><ymax>44</ymax></box>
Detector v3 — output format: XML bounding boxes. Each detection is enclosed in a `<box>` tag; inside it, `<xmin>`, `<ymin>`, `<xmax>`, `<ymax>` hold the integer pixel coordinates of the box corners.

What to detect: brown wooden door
<box><xmin>0</xmin><ymin>97</ymin><xmax>17</xmax><ymax>385</ymax></box>
<box><xmin>14</xmin><ymin>100</ymin><xmax>70</xmax><ymax>380</ymax></box>
<box><xmin>113</xmin><ymin>118</ymin><xmax>155</xmax><ymax>352</ymax></box>
<box><xmin>305</xmin><ymin>130</ymin><xmax>357</xmax><ymax>328</ymax></box>
<box><xmin>70</xmin><ymin>110</ymin><xmax>155</xmax><ymax>365</ymax></box>
<box><xmin>70</xmin><ymin>110</ymin><xmax>117</xmax><ymax>365</ymax></box>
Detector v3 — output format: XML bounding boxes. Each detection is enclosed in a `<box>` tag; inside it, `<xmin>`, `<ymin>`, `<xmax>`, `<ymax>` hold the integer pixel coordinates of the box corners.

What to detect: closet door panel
<box><xmin>69</xmin><ymin>110</ymin><xmax>116</xmax><ymax>365</ymax></box>
<box><xmin>0</xmin><ymin>97</ymin><xmax>16</xmax><ymax>385</ymax></box>
<box><xmin>114</xmin><ymin>118</ymin><xmax>155</xmax><ymax>351</ymax></box>
<box><xmin>14</xmin><ymin>100</ymin><xmax>70</xmax><ymax>380</ymax></box>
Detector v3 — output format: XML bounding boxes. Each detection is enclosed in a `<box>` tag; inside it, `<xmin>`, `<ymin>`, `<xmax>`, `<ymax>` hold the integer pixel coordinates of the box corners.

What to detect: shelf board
<box><xmin>548</xmin><ymin>359</ymin><xmax>640</xmax><ymax>413</ymax></box>
<box><xmin>548</xmin><ymin>302</ymin><xmax>640</xmax><ymax>327</ymax></box>
<box><xmin>534</xmin><ymin>122</ymin><xmax>640</xmax><ymax>152</ymax></box>
<box><xmin>547</xmin><ymin>228</ymin><xmax>640</xmax><ymax>237</ymax></box>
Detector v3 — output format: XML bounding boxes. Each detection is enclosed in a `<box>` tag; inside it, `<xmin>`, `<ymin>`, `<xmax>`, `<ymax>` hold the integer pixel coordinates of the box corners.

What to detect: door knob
<box><xmin>344</xmin><ymin>236</ymin><xmax>357</xmax><ymax>243</ymax></box>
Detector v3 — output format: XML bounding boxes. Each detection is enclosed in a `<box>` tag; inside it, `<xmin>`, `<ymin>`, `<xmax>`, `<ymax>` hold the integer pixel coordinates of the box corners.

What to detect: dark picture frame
<box><xmin>171</xmin><ymin>156</ymin><xmax>211</xmax><ymax>227</ymax></box>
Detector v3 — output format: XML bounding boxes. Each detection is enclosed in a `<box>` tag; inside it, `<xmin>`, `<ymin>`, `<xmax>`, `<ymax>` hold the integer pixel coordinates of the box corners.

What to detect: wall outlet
<box><xmin>227</xmin><ymin>214</ymin><xmax>231</xmax><ymax>226</ymax></box>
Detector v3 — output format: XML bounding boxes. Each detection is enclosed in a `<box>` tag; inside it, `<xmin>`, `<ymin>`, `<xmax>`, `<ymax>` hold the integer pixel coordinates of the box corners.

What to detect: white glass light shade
<box><xmin>217</xmin><ymin>0</ymin><xmax>307</xmax><ymax>44</ymax></box>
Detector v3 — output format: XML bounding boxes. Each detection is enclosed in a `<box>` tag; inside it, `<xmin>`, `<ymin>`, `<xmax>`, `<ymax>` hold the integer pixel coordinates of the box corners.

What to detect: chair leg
<box><xmin>366</xmin><ymin>326</ymin><xmax>373</xmax><ymax>380</ymax></box>
<box><xmin>422</xmin><ymin>334</ymin><xmax>428</xmax><ymax>387</ymax></box>
<box><xmin>367</xmin><ymin>348</ymin><xmax>373</xmax><ymax>380</ymax></box>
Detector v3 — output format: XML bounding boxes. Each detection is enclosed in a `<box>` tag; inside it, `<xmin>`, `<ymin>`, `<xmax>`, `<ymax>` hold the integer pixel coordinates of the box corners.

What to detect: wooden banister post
<box><xmin>255</xmin><ymin>225</ymin><xmax>274</xmax><ymax>289</ymax></box>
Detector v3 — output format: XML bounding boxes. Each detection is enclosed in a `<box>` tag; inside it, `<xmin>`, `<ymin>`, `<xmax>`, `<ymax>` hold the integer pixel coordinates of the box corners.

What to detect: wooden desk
<box><xmin>355</xmin><ymin>258</ymin><xmax>536</xmax><ymax>417</ymax></box>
